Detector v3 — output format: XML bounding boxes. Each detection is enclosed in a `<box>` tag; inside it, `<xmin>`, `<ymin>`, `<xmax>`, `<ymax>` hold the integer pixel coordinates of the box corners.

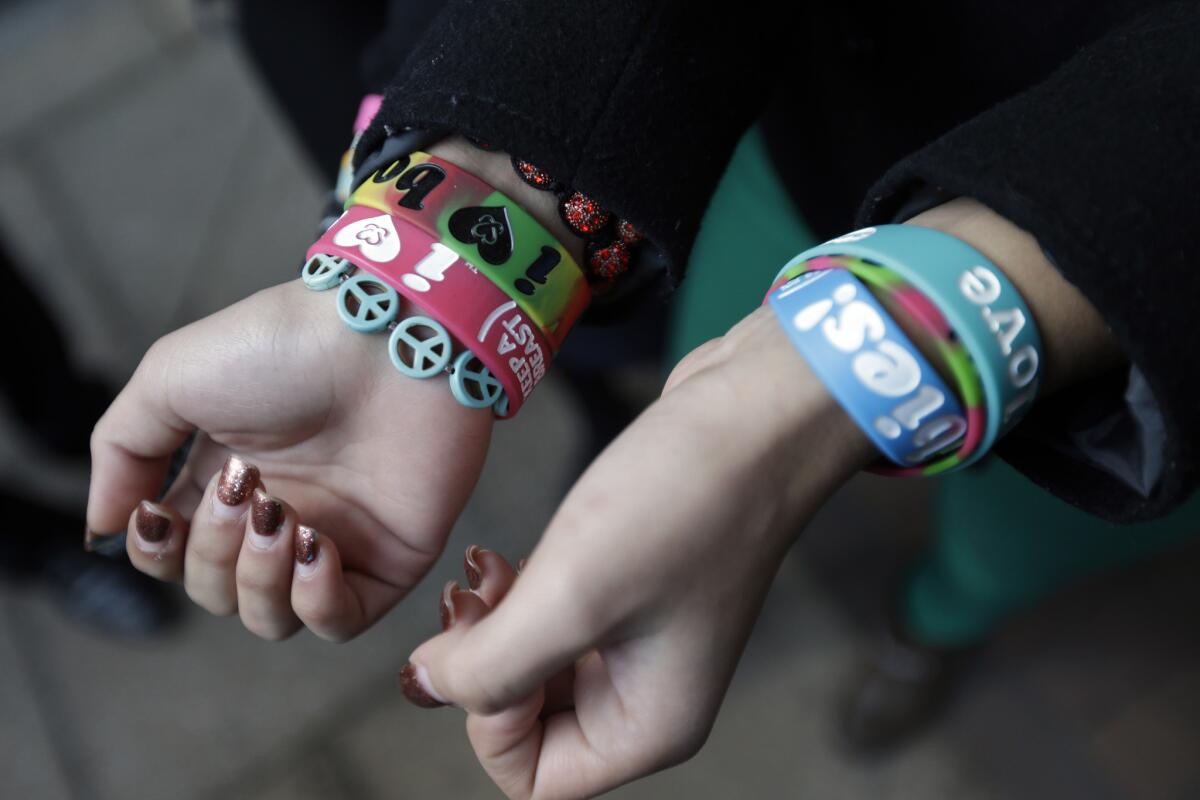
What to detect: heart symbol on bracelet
<box><xmin>449</xmin><ymin>206</ymin><xmax>513</xmax><ymax>265</ymax></box>
<box><xmin>333</xmin><ymin>213</ymin><xmax>402</xmax><ymax>263</ymax></box>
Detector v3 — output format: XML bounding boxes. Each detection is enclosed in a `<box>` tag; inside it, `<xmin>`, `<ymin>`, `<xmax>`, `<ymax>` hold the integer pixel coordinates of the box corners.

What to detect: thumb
<box><xmin>406</xmin><ymin>548</ymin><xmax>608</xmax><ymax>715</ymax></box>
<box><xmin>86</xmin><ymin>337</ymin><xmax>194</xmax><ymax>547</ymax></box>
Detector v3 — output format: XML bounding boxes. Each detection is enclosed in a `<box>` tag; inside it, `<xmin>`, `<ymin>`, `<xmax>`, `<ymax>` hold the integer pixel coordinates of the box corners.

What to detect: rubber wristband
<box><xmin>349</xmin><ymin>151</ymin><xmax>589</xmax><ymax>350</ymax></box>
<box><xmin>307</xmin><ymin>204</ymin><xmax>553</xmax><ymax>417</ymax></box>
<box><xmin>777</xmin><ymin>255</ymin><xmax>987</xmax><ymax>477</ymax></box>
<box><xmin>334</xmin><ymin>95</ymin><xmax>386</xmax><ymax>206</ymax></box>
<box><xmin>769</xmin><ymin>269</ymin><xmax>969</xmax><ymax>467</ymax></box>
<box><xmin>777</xmin><ymin>225</ymin><xmax>1043</xmax><ymax>464</ymax></box>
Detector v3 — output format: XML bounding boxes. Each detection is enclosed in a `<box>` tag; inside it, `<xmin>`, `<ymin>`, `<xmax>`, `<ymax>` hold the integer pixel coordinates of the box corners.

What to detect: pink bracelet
<box><xmin>307</xmin><ymin>204</ymin><xmax>553</xmax><ymax>416</ymax></box>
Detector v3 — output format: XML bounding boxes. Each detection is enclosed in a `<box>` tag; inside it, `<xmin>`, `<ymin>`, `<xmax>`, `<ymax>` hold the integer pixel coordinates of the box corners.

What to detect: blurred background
<box><xmin>1</xmin><ymin>1</ymin><xmax>1199</xmax><ymax>798</ymax></box>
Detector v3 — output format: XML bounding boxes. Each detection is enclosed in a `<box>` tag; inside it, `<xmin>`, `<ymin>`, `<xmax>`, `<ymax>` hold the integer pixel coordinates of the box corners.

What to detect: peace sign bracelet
<box><xmin>302</xmin><ymin>203</ymin><xmax>556</xmax><ymax>418</ymax></box>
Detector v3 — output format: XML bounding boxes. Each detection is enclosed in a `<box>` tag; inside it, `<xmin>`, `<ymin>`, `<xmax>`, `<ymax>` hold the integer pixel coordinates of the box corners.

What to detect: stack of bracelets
<box><xmin>305</xmin><ymin>97</ymin><xmax>1042</xmax><ymax>456</ymax></box>
<box><xmin>301</xmin><ymin>95</ymin><xmax>645</xmax><ymax>419</ymax></box>
<box><xmin>764</xmin><ymin>224</ymin><xmax>1043</xmax><ymax>476</ymax></box>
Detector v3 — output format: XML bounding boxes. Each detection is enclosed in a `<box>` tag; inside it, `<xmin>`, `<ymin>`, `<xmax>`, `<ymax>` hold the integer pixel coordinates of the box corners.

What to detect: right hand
<box><xmin>88</xmin><ymin>278</ymin><xmax>494</xmax><ymax>642</ymax></box>
<box><xmin>86</xmin><ymin>135</ymin><xmax>583</xmax><ymax>643</ymax></box>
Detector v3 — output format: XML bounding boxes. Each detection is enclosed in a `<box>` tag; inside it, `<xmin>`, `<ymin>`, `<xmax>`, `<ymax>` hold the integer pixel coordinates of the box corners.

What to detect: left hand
<box><xmin>400</xmin><ymin>306</ymin><xmax>872</xmax><ymax>799</ymax></box>
<box><xmin>397</xmin><ymin>198</ymin><xmax>1124</xmax><ymax>798</ymax></box>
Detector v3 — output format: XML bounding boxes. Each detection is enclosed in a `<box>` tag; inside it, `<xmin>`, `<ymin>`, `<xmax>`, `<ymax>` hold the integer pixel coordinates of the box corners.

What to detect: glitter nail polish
<box><xmin>397</xmin><ymin>663</ymin><xmax>445</xmax><ymax>708</ymax></box>
<box><xmin>295</xmin><ymin>525</ymin><xmax>318</xmax><ymax>565</ymax></box>
<box><xmin>464</xmin><ymin>545</ymin><xmax>484</xmax><ymax>590</ymax></box>
<box><xmin>251</xmin><ymin>489</ymin><xmax>283</xmax><ymax>536</ymax></box>
<box><xmin>135</xmin><ymin>501</ymin><xmax>171</xmax><ymax>543</ymax></box>
<box><xmin>216</xmin><ymin>455</ymin><xmax>259</xmax><ymax>506</ymax></box>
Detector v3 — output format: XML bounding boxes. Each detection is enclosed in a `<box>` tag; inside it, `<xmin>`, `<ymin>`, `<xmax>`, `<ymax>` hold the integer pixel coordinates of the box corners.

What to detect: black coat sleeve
<box><xmin>356</xmin><ymin>0</ymin><xmax>791</xmax><ymax>300</ymax></box>
<box><xmin>859</xmin><ymin>2</ymin><xmax>1200</xmax><ymax>522</ymax></box>
<box><xmin>358</xmin><ymin>1</ymin><xmax>1198</xmax><ymax>522</ymax></box>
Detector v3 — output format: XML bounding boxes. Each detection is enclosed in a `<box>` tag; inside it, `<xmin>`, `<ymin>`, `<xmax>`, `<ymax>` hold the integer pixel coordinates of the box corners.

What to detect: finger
<box><xmin>440</xmin><ymin>579</ymin><xmax>490</xmax><ymax>630</ymax></box>
<box><xmin>398</xmin><ymin>580</ymin><xmax>491</xmax><ymax>708</ymax></box>
<box><xmin>464</xmin><ymin>547</ymin><xmax>576</xmax><ymax>713</ymax></box>
<box><xmin>159</xmin><ymin>434</ymin><xmax>231</xmax><ymax>523</ymax></box>
<box><xmin>125</xmin><ymin>500</ymin><xmax>189</xmax><ymax>582</ymax></box>
<box><xmin>405</xmin><ymin>543</ymin><xmax>607</xmax><ymax>716</ymax></box>
<box><xmin>87</xmin><ymin>336</ymin><xmax>195</xmax><ymax>550</ymax></box>
<box><xmin>471</xmin><ymin>639</ymin><xmax>715</xmax><ymax>800</ymax></box>
<box><xmin>234</xmin><ymin>489</ymin><xmax>303</xmax><ymax>641</ymax></box>
<box><xmin>290</xmin><ymin>526</ymin><xmax>373</xmax><ymax>642</ymax></box>
<box><xmin>464</xmin><ymin>545</ymin><xmax>518</xmax><ymax>607</ymax></box>
<box><xmin>158</xmin><ymin>465</ymin><xmax>205</xmax><ymax>523</ymax></box>
<box><xmin>183</xmin><ymin>455</ymin><xmax>261</xmax><ymax>616</ymax></box>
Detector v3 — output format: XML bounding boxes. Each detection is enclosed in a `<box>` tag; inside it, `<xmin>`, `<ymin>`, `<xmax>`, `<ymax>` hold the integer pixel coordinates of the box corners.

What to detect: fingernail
<box><xmin>84</xmin><ymin>526</ymin><xmax>127</xmax><ymax>557</ymax></box>
<box><xmin>295</xmin><ymin>525</ymin><xmax>319</xmax><ymax>573</ymax></box>
<box><xmin>398</xmin><ymin>662</ymin><xmax>446</xmax><ymax>708</ymax></box>
<box><xmin>214</xmin><ymin>455</ymin><xmax>259</xmax><ymax>519</ymax></box>
<box><xmin>251</xmin><ymin>489</ymin><xmax>283</xmax><ymax>536</ymax></box>
<box><xmin>440</xmin><ymin>580</ymin><xmax>472</xmax><ymax>631</ymax></box>
<box><xmin>134</xmin><ymin>501</ymin><xmax>171</xmax><ymax>550</ymax></box>
<box><xmin>83</xmin><ymin>525</ymin><xmax>103</xmax><ymax>551</ymax></box>
<box><xmin>464</xmin><ymin>544</ymin><xmax>486</xmax><ymax>590</ymax></box>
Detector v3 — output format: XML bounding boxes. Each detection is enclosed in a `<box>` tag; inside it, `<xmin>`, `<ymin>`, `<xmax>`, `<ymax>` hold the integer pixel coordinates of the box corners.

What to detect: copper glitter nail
<box><xmin>135</xmin><ymin>501</ymin><xmax>171</xmax><ymax>543</ymax></box>
<box><xmin>464</xmin><ymin>545</ymin><xmax>484</xmax><ymax>590</ymax></box>
<box><xmin>216</xmin><ymin>455</ymin><xmax>259</xmax><ymax>506</ymax></box>
<box><xmin>295</xmin><ymin>525</ymin><xmax>318</xmax><ymax>565</ymax></box>
<box><xmin>251</xmin><ymin>489</ymin><xmax>283</xmax><ymax>536</ymax></box>
<box><xmin>397</xmin><ymin>663</ymin><xmax>445</xmax><ymax>708</ymax></box>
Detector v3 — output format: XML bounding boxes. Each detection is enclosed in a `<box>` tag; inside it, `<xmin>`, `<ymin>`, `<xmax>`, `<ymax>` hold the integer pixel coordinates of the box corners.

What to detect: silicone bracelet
<box><xmin>773</xmin><ymin>255</ymin><xmax>987</xmax><ymax>477</ymax></box>
<box><xmin>777</xmin><ymin>225</ymin><xmax>1042</xmax><ymax>464</ymax></box>
<box><xmin>769</xmin><ymin>270</ymin><xmax>969</xmax><ymax>467</ymax></box>
<box><xmin>349</xmin><ymin>151</ymin><xmax>589</xmax><ymax>350</ymax></box>
<box><xmin>334</xmin><ymin>95</ymin><xmax>386</xmax><ymax>206</ymax></box>
<box><xmin>307</xmin><ymin>204</ymin><xmax>553</xmax><ymax>417</ymax></box>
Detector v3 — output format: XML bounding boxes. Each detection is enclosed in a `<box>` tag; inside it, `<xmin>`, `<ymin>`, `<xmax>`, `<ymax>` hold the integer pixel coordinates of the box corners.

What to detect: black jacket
<box><xmin>347</xmin><ymin>0</ymin><xmax>1199</xmax><ymax>523</ymax></box>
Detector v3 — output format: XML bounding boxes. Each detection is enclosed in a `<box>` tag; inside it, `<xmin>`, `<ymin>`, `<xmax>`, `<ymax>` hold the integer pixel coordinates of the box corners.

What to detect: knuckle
<box><xmin>186</xmin><ymin>586</ymin><xmax>237</xmax><ymax>617</ymax></box>
<box><xmin>292</xmin><ymin>595</ymin><xmax>349</xmax><ymax>640</ymax></box>
<box><xmin>311</xmin><ymin>623</ymin><xmax>356</xmax><ymax>644</ymax></box>
<box><xmin>188</xmin><ymin>532</ymin><xmax>242</xmax><ymax>571</ymax></box>
<box><xmin>241</xmin><ymin>614</ymin><xmax>295</xmax><ymax>642</ymax></box>
<box><xmin>235</xmin><ymin>562</ymin><xmax>287</xmax><ymax>598</ymax></box>
<box><xmin>646</xmin><ymin>707</ymin><xmax>714</xmax><ymax>769</ymax></box>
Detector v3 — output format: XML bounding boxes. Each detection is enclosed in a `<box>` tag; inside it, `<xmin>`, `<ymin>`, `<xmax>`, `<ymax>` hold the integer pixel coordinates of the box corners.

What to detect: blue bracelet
<box><xmin>777</xmin><ymin>225</ymin><xmax>1043</xmax><ymax>463</ymax></box>
<box><xmin>769</xmin><ymin>270</ymin><xmax>969</xmax><ymax>467</ymax></box>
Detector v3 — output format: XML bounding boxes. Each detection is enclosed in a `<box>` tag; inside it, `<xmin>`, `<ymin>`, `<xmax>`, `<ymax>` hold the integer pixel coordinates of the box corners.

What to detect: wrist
<box><xmin>669</xmin><ymin>305</ymin><xmax>875</xmax><ymax>525</ymax></box>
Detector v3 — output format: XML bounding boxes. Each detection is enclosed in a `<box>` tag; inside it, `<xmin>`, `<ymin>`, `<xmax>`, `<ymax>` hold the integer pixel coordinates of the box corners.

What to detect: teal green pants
<box><xmin>670</xmin><ymin>127</ymin><xmax>1200</xmax><ymax>647</ymax></box>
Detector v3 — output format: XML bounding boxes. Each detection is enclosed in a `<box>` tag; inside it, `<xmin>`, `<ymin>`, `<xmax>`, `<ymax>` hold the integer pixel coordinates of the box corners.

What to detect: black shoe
<box><xmin>839</xmin><ymin>619</ymin><xmax>976</xmax><ymax>754</ymax></box>
<box><xmin>1</xmin><ymin>489</ymin><xmax>182</xmax><ymax>639</ymax></box>
<box><xmin>42</xmin><ymin>547</ymin><xmax>183</xmax><ymax>639</ymax></box>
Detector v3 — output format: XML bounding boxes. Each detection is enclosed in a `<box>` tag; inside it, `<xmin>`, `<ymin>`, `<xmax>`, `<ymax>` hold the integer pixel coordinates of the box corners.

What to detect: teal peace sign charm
<box><xmin>301</xmin><ymin>253</ymin><xmax>352</xmax><ymax>290</ymax></box>
<box><xmin>336</xmin><ymin>273</ymin><xmax>399</xmax><ymax>332</ymax></box>
<box><xmin>449</xmin><ymin>350</ymin><xmax>504</xmax><ymax>409</ymax></box>
<box><xmin>388</xmin><ymin>315</ymin><xmax>453</xmax><ymax>379</ymax></box>
<box><xmin>492</xmin><ymin>392</ymin><xmax>510</xmax><ymax>419</ymax></box>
